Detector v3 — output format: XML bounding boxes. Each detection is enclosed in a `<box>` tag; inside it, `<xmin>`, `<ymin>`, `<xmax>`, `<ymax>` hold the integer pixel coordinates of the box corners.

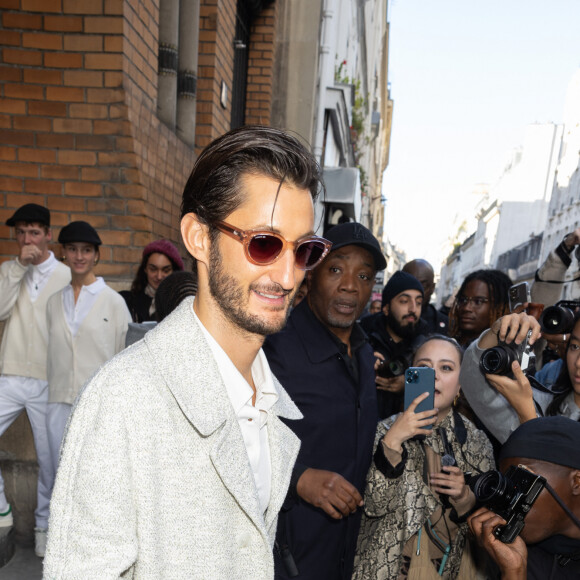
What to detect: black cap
<box><xmin>58</xmin><ymin>221</ymin><xmax>102</xmax><ymax>246</ymax></box>
<box><xmin>324</xmin><ymin>222</ymin><xmax>386</xmax><ymax>271</ymax></box>
<box><xmin>6</xmin><ymin>203</ymin><xmax>50</xmax><ymax>227</ymax></box>
<box><xmin>382</xmin><ymin>271</ymin><xmax>424</xmax><ymax>307</ymax></box>
<box><xmin>500</xmin><ymin>416</ymin><xmax>580</xmax><ymax>470</ymax></box>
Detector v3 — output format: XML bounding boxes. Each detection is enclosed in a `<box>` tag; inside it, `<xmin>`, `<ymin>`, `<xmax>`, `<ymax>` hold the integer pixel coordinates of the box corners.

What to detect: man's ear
<box><xmin>571</xmin><ymin>470</ymin><xmax>580</xmax><ymax>496</ymax></box>
<box><xmin>181</xmin><ymin>213</ymin><xmax>210</xmax><ymax>267</ymax></box>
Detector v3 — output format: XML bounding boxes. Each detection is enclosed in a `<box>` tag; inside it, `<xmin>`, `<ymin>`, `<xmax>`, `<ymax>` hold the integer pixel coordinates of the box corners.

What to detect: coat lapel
<box><xmin>142</xmin><ymin>297</ymin><xmax>301</xmax><ymax>537</ymax></box>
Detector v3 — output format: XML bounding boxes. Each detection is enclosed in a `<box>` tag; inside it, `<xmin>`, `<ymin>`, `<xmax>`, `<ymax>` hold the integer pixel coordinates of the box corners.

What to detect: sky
<box><xmin>382</xmin><ymin>0</ymin><xmax>580</xmax><ymax>270</ymax></box>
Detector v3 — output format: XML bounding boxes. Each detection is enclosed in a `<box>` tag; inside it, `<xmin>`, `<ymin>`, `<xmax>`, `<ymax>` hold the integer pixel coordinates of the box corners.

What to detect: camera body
<box><xmin>479</xmin><ymin>331</ymin><xmax>535</xmax><ymax>377</ymax></box>
<box><xmin>376</xmin><ymin>355</ymin><xmax>408</xmax><ymax>379</ymax></box>
<box><xmin>539</xmin><ymin>300</ymin><xmax>580</xmax><ymax>335</ymax></box>
<box><xmin>471</xmin><ymin>465</ymin><xmax>546</xmax><ymax>543</ymax></box>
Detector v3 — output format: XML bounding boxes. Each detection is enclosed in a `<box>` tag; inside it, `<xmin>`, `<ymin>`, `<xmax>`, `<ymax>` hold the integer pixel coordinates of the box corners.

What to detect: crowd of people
<box><xmin>0</xmin><ymin>125</ymin><xmax>579</xmax><ymax>579</ymax></box>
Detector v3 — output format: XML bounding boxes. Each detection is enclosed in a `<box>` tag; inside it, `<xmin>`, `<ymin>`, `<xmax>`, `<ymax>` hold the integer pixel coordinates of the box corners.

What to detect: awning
<box><xmin>322</xmin><ymin>166</ymin><xmax>361</xmax><ymax>222</ymax></box>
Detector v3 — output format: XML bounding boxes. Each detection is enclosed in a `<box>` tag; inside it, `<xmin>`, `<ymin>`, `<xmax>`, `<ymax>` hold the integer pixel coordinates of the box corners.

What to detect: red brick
<box><xmin>49</xmin><ymin>213</ymin><xmax>70</xmax><ymax>227</ymax></box>
<box><xmin>22</xmin><ymin>32</ymin><xmax>63</xmax><ymax>50</ymax></box>
<box><xmin>69</xmin><ymin>213</ymin><xmax>108</xmax><ymax>228</ymax></box>
<box><xmin>97</xmin><ymin>263</ymin><xmax>134</xmax><ymax>277</ymax></box>
<box><xmin>14</xmin><ymin>116</ymin><xmax>51</xmax><ymax>131</ymax></box>
<box><xmin>0</xmin><ymin>146</ymin><xmax>16</xmax><ymax>161</ymax></box>
<box><xmin>93</xmin><ymin>119</ymin><xmax>130</xmax><ymax>135</ymax></box>
<box><xmin>86</xmin><ymin>198</ymin><xmax>125</xmax><ymax>213</ymax></box>
<box><xmin>104</xmin><ymin>36</ymin><xmax>122</xmax><ymax>52</ymax></box>
<box><xmin>63</xmin><ymin>0</ymin><xmax>103</xmax><ymax>14</ymax></box>
<box><xmin>47</xmin><ymin>196</ymin><xmax>84</xmax><ymax>210</ymax></box>
<box><xmin>86</xmin><ymin>88</ymin><xmax>123</xmax><ymax>103</ymax></box>
<box><xmin>84</xmin><ymin>16</ymin><xmax>122</xmax><ymax>34</ymax></box>
<box><xmin>81</xmin><ymin>166</ymin><xmax>120</xmax><ymax>181</ymax></box>
<box><xmin>53</xmin><ymin>118</ymin><xmax>92</xmax><ymax>133</ymax></box>
<box><xmin>99</xmin><ymin>229</ymin><xmax>131</xmax><ymax>246</ymax></box>
<box><xmin>22</xmin><ymin>0</ymin><xmax>62</xmax><ymax>12</ymax></box>
<box><xmin>75</xmin><ymin>134</ymin><xmax>114</xmax><ymax>150</ymax></box>
<box><xmin>0</xmin><ymin>0</ymin><xmax>20</xmax><ymax>8</ymax></box>
<box><xmin>98</xmin><ymin>152</ymin><xmax>137</xmax><ymax>166</ymax></box>
<box><xmin>1</xmin><ymin>162</ymin><xmax>39</xmax><ymax>178</ymax></box>
<box><xmin>63</xmin><ymin>70</ymin><xmax>102</xmax><ymax>87</ymax></box>
<box><xmin>63</xmin><ymin>34</ymin><xmax>103</xmax><ymax>52</ymax></box>
<box><xmin>25</xmin><ymin>179</ymin><xmax>63</xmax><ymax>195</ymax></box>
<box><xmin>4</xmin><ymin>84</ymin><xmax>44</xmax><ymax>99</ymax></box>
<box><xmin>23</xmin><ymin>69</ymin><xmax>62</xmax><ymax>85</ymax></box>
<box><xmin>0</xmin><ymin>99</ymin><xmax>26</xmax><ymax>115</ymax></box>
<box><xmin>36</xmin><ymin>133</ymin><xmax>74</xmax><ymax>148</ymax></box>
<box><xmin>28</xmin><ymin>101</ymin><xmax>67</xmax><ymax>117</ymax></box>
<box><xmin>40</xmin><ymin>165</ymin><xmax>79</xmax><ymax>180</ymax></box>
<box><xmin>85</xmin><ymin>53</ymin><xmax>122</xmax><ymax>70</ymax></box>
<box><xmin>111</xmin><ymin>215</ymin><xmax>152</xmax><ymax>231</ymax></box>
<box><xmin>6</xmin><ymin>193</ymin><xmax>46</xmax><ymax>207</ymax></box>
<box><xmin>19</xmin><ymin>148</ymin><xmax>56</xmax><ymax>163</ymax></box>
<box><xmin>1</xmin><ymin>30</ymin><xmax>22</xmax><ymax>46</ymax></box>
<box><xmin>44</xmin><ymin>52</ymin><xmax>83</xmax><ymax>68</ymax></box>
<box><xmin>104</xmin><ymin>71</ymin><xmax>123</xmax><ymax>87</ymax></box>
<box><xmin>69</xmin><ymin>103</ymin><xmax>107</xmax><ymax>118</ymax></box>
<box><xmin>0</xmin><ymin>130</ymin><xmax>34</xmax><ymax>146</ymax></box>
<box><xmin>104</xmin><ymin>0</ymin><xmax>122</xmax><ymax>15</ymax></box>
<box><xmin>58</xmin><ymin>150</ymin><xmax>97</xmax><ymax>165</ymax></box>
<box><xmin>64</xmin><ymin>181</ymin><xmax>102</xmax><ymax>196</ymax></box>
<box><xmin>46</xmin><ymin>86</ymin><xmax>84</xmax><ymax>102</ymax></box>
<box><xmin>19</xmin><ymin>55</ymin><xmax>47</xmax><ymax>79</ymax></box>
<box><xmin>0</xmin><ymin>67</ymin><xmax>23</xmax><ymax>82</ymax></box>
<box><xmin>2</xmin><ymin>13</ymin><xmax>42</xmax><ymax>29</ymax></box>
<box><xmin>44</xmin><ymin>15</ymin><xmax>83</xmax><ymax>31</ymax></box>
<box><xmin>0</xmin><ymin>177</ymin><xmax>22</xmax><ymax>191</ymax></box>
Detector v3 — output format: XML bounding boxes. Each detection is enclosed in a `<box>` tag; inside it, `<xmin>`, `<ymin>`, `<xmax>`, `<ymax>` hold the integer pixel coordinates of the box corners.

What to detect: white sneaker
<box><xmin>0</xmin><ymin>505</ymin><xmax>13</xmax><ymax>528</ymax></box>
<box><xmin>34</xmin><ymin>527</ymin><xmax>47</xmax><ymax>558</ymax></box>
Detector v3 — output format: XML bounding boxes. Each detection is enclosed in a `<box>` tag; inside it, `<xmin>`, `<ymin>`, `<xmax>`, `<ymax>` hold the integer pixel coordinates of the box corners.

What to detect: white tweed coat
<box><xmin>44</xmin><ymin>297</ymin><xmax>302</xmax><ymax>579</ymax></box>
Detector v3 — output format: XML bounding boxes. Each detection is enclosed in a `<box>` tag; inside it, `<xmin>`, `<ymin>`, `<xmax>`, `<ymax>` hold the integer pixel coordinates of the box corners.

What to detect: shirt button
<box><xmin>248</xmin><ymin>418</ymin><xmax>253</xmax><ymax>422</ymax></box>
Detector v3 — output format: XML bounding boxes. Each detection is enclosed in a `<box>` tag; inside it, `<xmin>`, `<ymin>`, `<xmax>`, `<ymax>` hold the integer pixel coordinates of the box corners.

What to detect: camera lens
<box><xmin>539</xmin><ymin>305</ymin><xmax>575</xmax><ymax>335</ymax></box>
<box><xmin>480</xmin><ymin>346</ymin><xmax>514</xmax><ymax>375</ymax></box>
<box><xmin>473</xmin><ymin>470</ymin><xmax>509</xmax><ymax>506</ymax></box>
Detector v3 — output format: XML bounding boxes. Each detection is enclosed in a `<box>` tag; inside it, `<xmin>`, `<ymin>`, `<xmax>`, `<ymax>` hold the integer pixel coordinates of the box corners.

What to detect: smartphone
<box><xmin>404</xmin><ymin>367</ymin><xmax>435</xmax><ymax>414</ymax></box>
<box><xmin>509</xmin><ymin>282</ymin><xmax>531</xmax><ymax>312</ymax></box>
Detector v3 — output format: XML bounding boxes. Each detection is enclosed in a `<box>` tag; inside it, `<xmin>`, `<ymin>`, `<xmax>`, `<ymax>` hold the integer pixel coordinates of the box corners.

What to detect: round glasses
<box><xmin>214</xmin><ymin>220</ymin><xmax>332</xmax><ymax>270</ymax></box>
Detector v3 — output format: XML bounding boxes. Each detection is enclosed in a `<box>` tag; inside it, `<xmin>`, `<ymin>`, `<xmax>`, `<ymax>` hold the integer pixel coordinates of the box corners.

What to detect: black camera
<box><xmin>376</xmin><ymin>355</ymin><xmax>408</xmax><ymax>379</ymax></box>
<box><xmin>479</xmin><ymin>331</ymin><xmax>535</xmax><ymax>377</ymax></box>
<box><xmin>471</xmin><ymin>465</ymin><xmax>546</xmax><ymax>543</ymax></box>
<box><xmin>539</xmin><ymin>300</ymin><xmax>580</xmax><ymax>335</ymax></box>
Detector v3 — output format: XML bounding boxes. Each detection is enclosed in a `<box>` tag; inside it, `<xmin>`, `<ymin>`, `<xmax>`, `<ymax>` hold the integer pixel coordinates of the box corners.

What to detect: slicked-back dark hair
<box><xmin>449</xmin><ymin>269</ymin><xmax>513</xmax><ymax>339</ymax></box>
<box><xmin>181</xmin><ymin>125</ymin><xmax>323</xmax><ymax>225</ymax></box>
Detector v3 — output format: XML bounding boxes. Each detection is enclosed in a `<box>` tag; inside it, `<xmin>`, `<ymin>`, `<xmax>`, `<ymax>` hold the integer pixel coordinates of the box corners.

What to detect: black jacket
<box><xmin>264</xmin><ymin>300</ymin><xmax>378</xmax><ymax>580</ymax></box>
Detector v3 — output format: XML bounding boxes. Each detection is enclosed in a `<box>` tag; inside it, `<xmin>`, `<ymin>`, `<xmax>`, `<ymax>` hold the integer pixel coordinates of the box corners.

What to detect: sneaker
<box><xmin>0</xmin><ymin>505</ymin><xmax>13</xmax><ymax>528</ymax></box>
<box><xmin>34</xmin><ymin>527</ymin><xmax>47</xmax><ymax>558</ymax></box>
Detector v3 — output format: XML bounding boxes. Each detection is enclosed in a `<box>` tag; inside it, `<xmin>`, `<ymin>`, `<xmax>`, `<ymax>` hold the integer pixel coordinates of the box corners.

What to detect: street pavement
<box><xmin>1</xmin><ymin>545</ymin><xmax>42</xmax><ymax>579</ymax></box>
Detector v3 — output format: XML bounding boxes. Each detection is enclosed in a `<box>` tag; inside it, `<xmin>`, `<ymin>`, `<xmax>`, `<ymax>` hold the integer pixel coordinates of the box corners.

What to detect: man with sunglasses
<box><xmin>45</xmin><ymin>126</ymin><xmax>331</xmax><ymax>579</ymax></box>
<box><xmin>264</xmin><ymin>221</ymin><xmax>386</xmax><ymax>580</ymax></box>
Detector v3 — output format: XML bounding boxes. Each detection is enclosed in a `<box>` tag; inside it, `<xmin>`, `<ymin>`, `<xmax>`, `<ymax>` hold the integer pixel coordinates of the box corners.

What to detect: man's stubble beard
<box><xmin>208</xmin><ymin>240</ymin><xmax>294</xmax><ymax>337</ymax></box>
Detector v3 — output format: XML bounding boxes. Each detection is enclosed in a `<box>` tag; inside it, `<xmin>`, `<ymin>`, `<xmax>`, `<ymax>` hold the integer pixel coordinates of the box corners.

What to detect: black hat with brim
<box><xmin>6</xmin><ymin>203</ymin><xmax>50</xmax><ymax>227</ymax></box>
<box><xmin>324</xmin><ymin>222</ymin><xmax>386</xmax><ymax>271</ymax></box>
<box><xmin>58</xmin><ymin>221</ymin><xmax>102</xmax><ymax>246</ymax></box>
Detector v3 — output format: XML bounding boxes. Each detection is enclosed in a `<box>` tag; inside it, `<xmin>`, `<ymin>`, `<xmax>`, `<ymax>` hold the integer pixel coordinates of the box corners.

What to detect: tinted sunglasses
<box><xmin>214</xmin><ymin>220</ymin><xmax>332</xmax><ymax>270</ymax></box>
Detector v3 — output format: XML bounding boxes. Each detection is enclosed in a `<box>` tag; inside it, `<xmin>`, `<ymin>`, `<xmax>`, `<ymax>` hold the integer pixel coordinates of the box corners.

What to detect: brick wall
<box><xmin>245</xmin><ymin>1</ymin><xmax>276</xmax><ymax>125</ymax></box>
<box><xmin>0</xmin><ymin>0</ymin><xmax>197</xmax><ymax>282</ymax></box>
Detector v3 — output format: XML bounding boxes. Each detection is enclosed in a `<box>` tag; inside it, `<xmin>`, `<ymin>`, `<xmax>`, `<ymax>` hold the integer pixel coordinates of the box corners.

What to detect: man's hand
<box><xmin>485</xmin><ymin>361</ymin><xmax>536</xmax><ymax>424</ymax></box>
<box><xmin>468</xmin><ymin>507</ymin><xmax>527</xmax><ymax>580</ymax></box>
<box><xmin>376</xmin><ymin>373</ymin><xmax>405</xmax><ymax>393</ymax></box>
<box><xmin>296</xmin><ymin>468</ymin><xmax>363</xmax><ymax>519</ymax></box>
<box><xmin>479</xmin><ymin>313</ymin><xmax>541</xmax><ymax>350</ymax></box>
<box><xmin>19</xmin><ymin>243</ymin><xmax>42</xmax><ymax>266</ymax></box>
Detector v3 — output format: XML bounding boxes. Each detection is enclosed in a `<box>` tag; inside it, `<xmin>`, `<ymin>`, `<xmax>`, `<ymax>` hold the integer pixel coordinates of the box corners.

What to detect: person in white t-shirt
<box><xmin>0</xmin><ymin>203</ymin><xmax>70</xmax><ymax>557</ymax></box>
<box><xmin>45</xmin><ymin>221</ymin><xmax>130</xmax><ymax>521</ymax></box>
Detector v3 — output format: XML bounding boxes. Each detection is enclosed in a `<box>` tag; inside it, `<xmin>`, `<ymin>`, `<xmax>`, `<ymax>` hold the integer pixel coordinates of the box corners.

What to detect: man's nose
<box><xmin>269</xmin><ymin>248</ymin><xmax>297</xmax><ymax>291</ymax></box>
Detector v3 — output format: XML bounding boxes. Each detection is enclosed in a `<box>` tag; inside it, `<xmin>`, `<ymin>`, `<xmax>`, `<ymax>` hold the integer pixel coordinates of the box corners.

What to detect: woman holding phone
<box><xmin>353</xmin><ymin>335</ymin><xmax>495</xmax><ymax>579</ymax></box>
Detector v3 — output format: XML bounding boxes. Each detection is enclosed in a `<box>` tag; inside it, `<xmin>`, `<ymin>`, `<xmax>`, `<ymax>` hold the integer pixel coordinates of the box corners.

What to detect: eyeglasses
<box><xmin>456</xmin><ymin>296</ymin><xmax>489</xmax><ymax>308</ymax></box>
<box><xmin>214</xmin><ymin>220</ymin><xmax>332</xmax><ymax>270</ymax></box>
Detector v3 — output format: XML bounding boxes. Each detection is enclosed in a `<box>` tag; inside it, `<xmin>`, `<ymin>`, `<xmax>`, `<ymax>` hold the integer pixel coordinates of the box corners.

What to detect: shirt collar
<box><xmin>34</xmin><ymin>251</ymin><xmax>57</xmax><ymax>274</ymax></box>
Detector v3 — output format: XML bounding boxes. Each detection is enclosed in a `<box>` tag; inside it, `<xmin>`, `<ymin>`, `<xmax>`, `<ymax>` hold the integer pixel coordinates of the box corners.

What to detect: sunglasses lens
<box><xmin>296</xmin><ymin>240</ymin><xmax>326</xmax><ymax>270</ymax></box>
<box><xmin>248</xmin><ymin>234</ymin><xmax>284</xmax><ymax>264</ymax></box>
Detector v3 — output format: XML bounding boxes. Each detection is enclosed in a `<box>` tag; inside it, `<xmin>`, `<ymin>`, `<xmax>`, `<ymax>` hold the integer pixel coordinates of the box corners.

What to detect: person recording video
<box><xmin>468</xmin><ymin>416</ymin><xmax>580</xmax><ymax>580</ymax></box>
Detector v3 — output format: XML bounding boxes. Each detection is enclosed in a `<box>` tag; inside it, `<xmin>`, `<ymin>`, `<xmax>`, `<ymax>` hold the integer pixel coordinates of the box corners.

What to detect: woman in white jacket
<box><xmin>45</xmin><ymin>221</ymin><xmax>130</xmax><ymax>506</ymax></box>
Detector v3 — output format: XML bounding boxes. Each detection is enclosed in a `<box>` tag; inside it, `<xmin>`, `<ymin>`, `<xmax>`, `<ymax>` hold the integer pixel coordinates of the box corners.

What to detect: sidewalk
<box><xmin>1</xmin><ymin>545</ymin><xmax>43</xmax><ymax>579</ymax></box>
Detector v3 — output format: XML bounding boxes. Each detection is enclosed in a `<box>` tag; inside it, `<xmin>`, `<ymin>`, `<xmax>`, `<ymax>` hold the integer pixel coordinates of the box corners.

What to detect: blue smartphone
<box><xmin>404</xmin><ymin>367</ymin><xmax>435</xmax><ymax>414</ymax></box>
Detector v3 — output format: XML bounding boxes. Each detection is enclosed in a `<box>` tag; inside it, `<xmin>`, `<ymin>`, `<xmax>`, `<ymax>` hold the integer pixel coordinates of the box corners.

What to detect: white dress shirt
<box><xmin>192</xmin><ymin>301</ymin><xmax>279</xmax><ymax>514</ymax></box>
<box><xmin>21</xmin><ymin>251</ymin><xmax>60</xmax><ymax>302</ymax></box>
<box><xmin>62</xmin><ymin>277</ymin><xmax>107</xmax><ymax>337</ymax></box>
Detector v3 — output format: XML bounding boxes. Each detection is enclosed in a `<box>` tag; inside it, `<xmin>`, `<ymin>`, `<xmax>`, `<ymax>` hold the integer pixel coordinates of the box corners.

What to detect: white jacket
<box><xmin>46</xmin><ymin>285</ymin><xmax>130</xmax><ymax>404</ymax></box>
<box><xmin>0</xmin><ymin>258</ymin><xmax>70</xmax><ymax>380</ymax></box>
<box><xmin>44</xmin><ymin>297</ymin><xmax>302</xmax><ymax>579</ymax></box>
